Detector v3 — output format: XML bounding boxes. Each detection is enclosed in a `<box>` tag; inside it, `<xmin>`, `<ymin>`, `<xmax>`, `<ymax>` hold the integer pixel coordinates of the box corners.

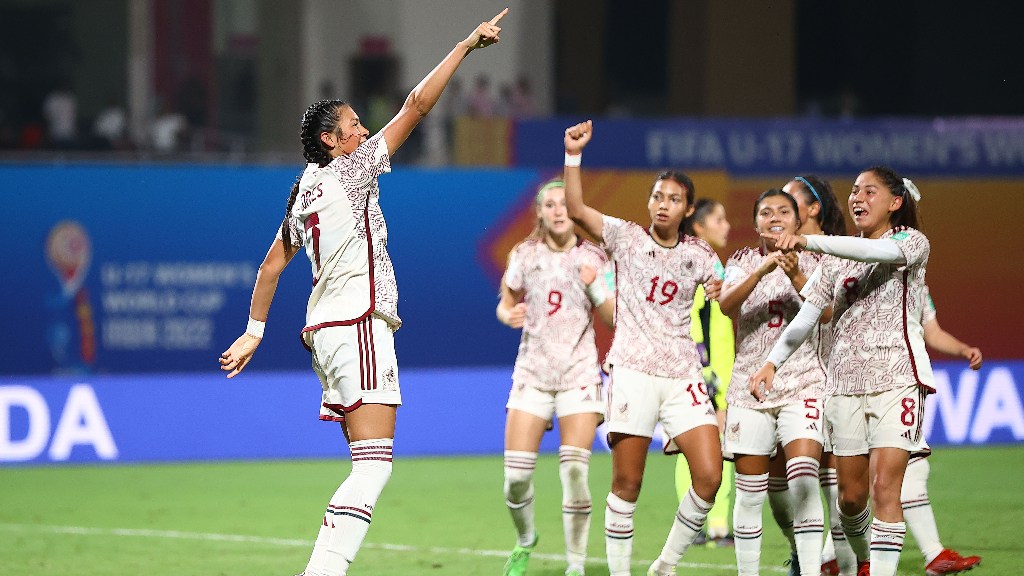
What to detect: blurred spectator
<box><xmin>510</xmin><ymin>75</ymin><xmax>537</xmax><ymax>118</ymax></box>
<box><xmin>42</xmin><ymin>86</ymin><xmax>78</xmax><ymax>148</ymax></box>
<box><xmin>470</xmin><ymin>74</ymin><xmax>495</xmax><ymax>117</ymax></box>
<box><xmin>151</xmin><ymin>103</ymin><xmax>188</xmax><ymax>153</ymax></box>
<box><xmin>92</xmin><ymin>101</ymin><xmax>128</xmax><ymax>150</ymax></box>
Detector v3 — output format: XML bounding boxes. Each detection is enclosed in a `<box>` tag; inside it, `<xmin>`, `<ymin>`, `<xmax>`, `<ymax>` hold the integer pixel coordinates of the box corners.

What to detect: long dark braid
<box><xmin>280</xmin><ymin>99</ymin><xmax>348</xmax><ymax>252</ymax></box>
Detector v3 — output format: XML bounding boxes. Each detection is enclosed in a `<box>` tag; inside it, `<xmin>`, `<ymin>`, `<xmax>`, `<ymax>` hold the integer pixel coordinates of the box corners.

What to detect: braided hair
<box><xmin>280</xmin><ymin>99</ymin><xmax>348</xmax><ymax>252</ymax></box>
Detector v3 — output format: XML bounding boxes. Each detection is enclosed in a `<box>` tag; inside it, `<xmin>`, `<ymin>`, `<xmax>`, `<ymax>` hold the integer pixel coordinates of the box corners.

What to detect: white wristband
<box><xmin>245</xmin><ymin>317</ymin><xmax>266</xmax><ymax>338</ymax></box>
<box><xmin>584</xmin><ymin>280</ymin><xmax>606</xmax><ymax>307</ymax></box>
<box><xmin>564</xmin><ymin>152</ymin><xmax>582</xmax><ymax>167</ymax></box>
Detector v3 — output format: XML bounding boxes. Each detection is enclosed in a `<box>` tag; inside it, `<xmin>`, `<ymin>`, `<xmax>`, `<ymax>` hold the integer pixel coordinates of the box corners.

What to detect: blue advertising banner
<box><xmin>515</xmin><ymin>117</ymin><xmax>1024</xmax><ymax>175</ymax></box>
<box><xmin>0</xmin><ymin>165</ymin><xmax>540</xmax><ymax>375</ymax></box>
<box><xmin>1</xmin><ymin>361</ymin><xmax>1021</xmax><ymax>465</ymax></box>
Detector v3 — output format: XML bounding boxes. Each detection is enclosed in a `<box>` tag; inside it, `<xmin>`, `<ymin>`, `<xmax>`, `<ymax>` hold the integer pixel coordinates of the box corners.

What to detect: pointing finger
<box><xmin>489</xmin><ymin>7</ymin><xmax>509</xmax><ymax>25</ymax></box>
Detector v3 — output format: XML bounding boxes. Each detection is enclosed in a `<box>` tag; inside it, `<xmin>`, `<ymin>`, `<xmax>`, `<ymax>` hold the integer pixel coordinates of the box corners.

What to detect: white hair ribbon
<box><xmin>903</xmin><ymin>178</ymin><xmax>921</xmax><ymax>202</ymax></box>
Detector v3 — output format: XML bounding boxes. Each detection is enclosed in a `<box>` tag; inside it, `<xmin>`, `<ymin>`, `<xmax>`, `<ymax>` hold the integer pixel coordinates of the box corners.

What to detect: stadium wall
<box><xmin>1</xmin><ymin>361</ymin><xmax>1022</xmax><ymax>465</ymax></box>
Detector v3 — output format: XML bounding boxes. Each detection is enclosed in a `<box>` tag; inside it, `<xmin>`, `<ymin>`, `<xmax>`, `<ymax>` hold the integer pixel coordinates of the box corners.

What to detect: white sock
<box><xmin>504</xmin><ymin>450</ymin><xmax>538</xmax><ymax>547</ymax></box>
<box><xmin>767</xmin><ymin>475</ymin><xmax>797</xmax><ymax>551</ymax></box>
<box><xmin>655</xmin><ymin>487</ymin><xmax>714</xmax><ymax>571</ymax></box>
<box><xmin>819</xmin><ymin>467</ymin><xmax>856</xmax><ymax>575</ymax></box>
<box><xmin>605</xmin><ymin>492</ymin><xmax>636</xmax><ymax>576</ymax></box>
<box><xmin>787</xmin><ymin>457</ymin><xmax>824</xmax><ymax>576</ymax></box>
<box><xmin>734</xmin><ymin>473</ymin><xmax>769</xmax><ymax>576</ymax></box>
<box><xmin>559</xmin><ymin>446</ymin><xmax>592</xmax><ymax>571</ymax></box>
<box><xmin>838</xmin><ymin>505</ymin><xmax>871</xmax><ymax>562</ymax></box>
<box><xmin>870</xmin><ymin>519</ymin><xmax>906</xmax><ymax>576</ymax></box>
<box><xmin>902</xmin><ymin>457</ymin><xmax>943</xmax><ymax>564</ymax></box>
<box><xmin>305</xmin><ymin>438</ymin><xmax>393</xmax><ymax>576</ymax></box>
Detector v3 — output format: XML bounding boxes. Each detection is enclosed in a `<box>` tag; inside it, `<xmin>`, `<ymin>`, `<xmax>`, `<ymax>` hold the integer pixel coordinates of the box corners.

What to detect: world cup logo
<box><xmin>45</xmin><ymin>221</ymin><xmax>96</xmax><ymax>367</ymax></box>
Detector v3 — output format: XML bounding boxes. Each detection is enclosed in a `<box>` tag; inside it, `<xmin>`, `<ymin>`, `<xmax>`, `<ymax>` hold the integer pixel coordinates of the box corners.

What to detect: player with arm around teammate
<box><xmin>750</xmin><ymin>166</ymin><xmax>934</xmax><ymax>576</ymax></box>
<box><xmin>218</xmin><ymin>10</ymin><xmax>507</xmax><ymax>576</ymax></box>
<box><xmin>495</xmin><ymin>178</ymin><xmax>615</xmax><ymax>576</ymax></box>
<box><xmin>716</xmin><ymin>189</ymin><xmax>827</xmax><ymax>576</ymax></box>
<box><xmin>563</xmin><ymin>120</ymin><xmax>725</xmax><ymax>576</ymax></box>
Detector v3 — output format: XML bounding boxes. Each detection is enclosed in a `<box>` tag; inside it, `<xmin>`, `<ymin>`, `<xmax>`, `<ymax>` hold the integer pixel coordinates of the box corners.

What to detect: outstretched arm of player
<box><xmin>563</xmin><ymin>120</ymin><xmax>605</xmax><ymax>242</ymax></box>
<box><xmin>748</xmin><ymin>299</ymin><xmax>824</xmax><ymax>401</ymax></box>
<box><xmin>762</xmin><ymin>232</ymin><xmax>907</xmax><ymax>265</ymax></box>
<box><xmin>220</xmin><ymin>238</ymin><xmax>297</xmax><ymax>378</ymax></box>
<box><xmin>924</xmin><ymin>317</ymin><xmax>983</xmax><ymax>370</ymax></box>
<box><xmin>496</xmin><ymin>281</ymin><xmax>527</xmax><ymax>329</ymax></box>
<box><xmin>382</xmin><ymin>8</ymin><xmax>507</xmax><ymax>155</ymax></box>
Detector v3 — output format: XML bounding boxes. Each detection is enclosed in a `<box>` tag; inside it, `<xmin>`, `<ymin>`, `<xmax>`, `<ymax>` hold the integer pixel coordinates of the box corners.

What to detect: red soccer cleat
<box><xmin>856</xmin><ymin>560</ymin><xmax>870</xmax><ymax>576</ymax></box>
<box><xmin>820</xmin><ymin>558</ymin><xmax>840</xmax><ymax>576</ymax></box>
<box><xmin>925</xmin><ymin>549</ymin><xmax>982</xmax><ymax>575</ymax></box>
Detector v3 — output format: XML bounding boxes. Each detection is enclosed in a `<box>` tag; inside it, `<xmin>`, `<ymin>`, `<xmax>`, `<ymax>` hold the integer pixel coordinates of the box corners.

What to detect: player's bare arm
<box><xmin>383</xmin><ymin>8</ymin><xmax>507</xmax><ymax>155</ymax></box>
<box><xmin>220</xmin><ymin>238</ymin><xmax>297</xmax><ymax>378</ymax></box>
<box><xmin>563</xmin><ymin>120</ymin><xmax>604</xmax><ymax>242</ymax></box>
<box><xmin>718</xmin><ymin>253</ymin><xmax>781</xmax><ymax>316</ymax></box>
<box><xmin>496</xmin><ymin>282</ymin><xmax>526</xmax><ymax>329</ymax></box>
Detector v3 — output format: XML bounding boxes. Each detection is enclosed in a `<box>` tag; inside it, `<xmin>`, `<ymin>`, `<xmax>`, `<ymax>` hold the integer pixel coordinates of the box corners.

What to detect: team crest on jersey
<box><xmin>727</xmin><ymin>421</ymin><xmax>741</xmax><ymax>442</ymax></box>
<box><xmin>382</xmin><ymin>367</ymin><xmax>397</xmax><ymax>391</ymax></box>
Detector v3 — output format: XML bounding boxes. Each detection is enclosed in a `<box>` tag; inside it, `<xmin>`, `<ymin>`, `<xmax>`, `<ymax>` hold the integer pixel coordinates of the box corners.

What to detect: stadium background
<box><xmin>0</xmin><ymin>2</ymin><xmax>1022</xmax><ymax>574</ymax></box>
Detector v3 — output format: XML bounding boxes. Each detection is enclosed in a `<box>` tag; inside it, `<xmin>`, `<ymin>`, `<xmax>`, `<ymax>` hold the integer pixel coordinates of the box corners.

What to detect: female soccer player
<box><xmin>776</xmin><ymin>175</ymin><xmax>857</xmax><ymax>576</ymax></box>
<box><xmin>677</xmin><ymin>199</ymin><xmax>735</xmax><ymax>547</ymax></box>
<box><xmin>750</xmin><ymin>166</ymin><xmax>933</xmax><ymax>576</ymax></box>
<box><xmin>717</xmin><ymin>189</ymin><xmax>826</xmax><ymax>576</ymax></box>
<box><xmin>495</xmin><ymin>179</ymin><xmax>614</xmax><ymax>576</ymax></box>
<box><xmin>900</xmin><ymin>288</ymin><xmax>983</xmax><ymax>576</ymax></box>
<box><xmin>562</xmin><ymin>120</ymin><xmax>724</xmax><ymax>576</ymax></box>
<box><xmin>217</xmin><ymin>10</ymin><xmax>507</xmax><ymax>576</ymax></box>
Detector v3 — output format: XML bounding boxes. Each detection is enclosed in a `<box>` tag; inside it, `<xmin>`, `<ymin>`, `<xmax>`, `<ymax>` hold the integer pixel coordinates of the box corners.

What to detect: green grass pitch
<box><xmin>1</xmin><ymin>446</ymin><xmax>1019</xmax><ymax>575</ymax></box>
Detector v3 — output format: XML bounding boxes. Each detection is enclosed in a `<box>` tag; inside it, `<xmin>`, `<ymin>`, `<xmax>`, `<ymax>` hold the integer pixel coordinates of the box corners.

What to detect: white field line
<box><xmin>0</xmin><ymin>522</ymin><xmax>786</xmax><ymax>572</ymax></box>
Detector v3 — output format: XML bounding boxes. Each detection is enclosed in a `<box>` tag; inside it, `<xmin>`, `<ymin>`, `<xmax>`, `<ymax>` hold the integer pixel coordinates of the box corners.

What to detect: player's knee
<box><xmin>611</xmin><ymin>473</ymin><xmax>642</xmax><ymax>502</ymax></box>
<box><xmin>504</xmin><ymin>451</ymin><xmax>538</xmax><ymax>502</ymax></box>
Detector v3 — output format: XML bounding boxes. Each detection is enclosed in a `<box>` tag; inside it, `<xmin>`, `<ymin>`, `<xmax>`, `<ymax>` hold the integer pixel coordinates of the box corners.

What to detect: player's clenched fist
<box><xmin>564</xmin><ymin>120</ymin><xmax>592</xmax><ymax>154</ymax></box>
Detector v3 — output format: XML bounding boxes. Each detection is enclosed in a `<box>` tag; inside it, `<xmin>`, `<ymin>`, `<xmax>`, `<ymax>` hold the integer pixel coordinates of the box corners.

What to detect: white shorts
<box><xmin>506</xmin><ymin>381</ymin><xmax>605</xmax><ymax>421</ymax></box>
<box><xmin>724</xmin><ymin>399</ymin><xmax>825</xmax><ymax>456</ymax></box>
<box><xmin>605</xmin><ymin>365</ymin><xmax>718</xmax><ymax>455</ymax></box>
<box><xmin>310</xmin><ymin>315</ymin><xmax>402</xmax><ymax>422</ymax></box>
<box><xmin>825</xmin><ymin>385</ymin><xmax>929</xmax><ymax>457</ymax></box>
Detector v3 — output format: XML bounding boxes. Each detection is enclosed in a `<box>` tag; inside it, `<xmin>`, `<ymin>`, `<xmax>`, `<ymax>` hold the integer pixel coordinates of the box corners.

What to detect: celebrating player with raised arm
<box><xmin>218</xmin><ymin>9</ymin><xmax>507</xmax><ymax>576</ymax></box>
<box><xmin>563</xmin><ymin>120</ymin><xmax>725</xmax><ymax>576</ymax></box>
<box><xmin>749</xmin><ymin>166</ymin><xmax>933</xmax><ymax>576</ymax></box>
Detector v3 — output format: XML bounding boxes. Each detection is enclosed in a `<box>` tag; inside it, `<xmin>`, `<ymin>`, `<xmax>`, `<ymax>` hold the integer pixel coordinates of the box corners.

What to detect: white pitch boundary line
<box><xmin>0</xmin><ymin>523</ymin><xmax>787</xmax><ymax>572</ymax></box>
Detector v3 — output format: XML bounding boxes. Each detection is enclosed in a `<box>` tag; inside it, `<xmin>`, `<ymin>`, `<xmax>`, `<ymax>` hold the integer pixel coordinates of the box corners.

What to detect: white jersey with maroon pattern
<box><xmin>276</xmin><ymin>133</ymin><xmax>398</xmax><ymax>344</ymax></box>
<box><xmin>804</xmin><ymin>227</ymin><xmax>934</xmax><ymax>395</ymax></box>
<box><xmin>726</xmin><ymin>248</ymin><xmax>826</xmax><ymax>409</ymax></box>
<box><xmin>601</xmin><ymin>216</ymin><xmax>723</xmax><ymax>380</ymax></box>
<box><xmin>504</xmin><ymin>237</ymin><xmax>609</xmax><ymax>392</ymax></box>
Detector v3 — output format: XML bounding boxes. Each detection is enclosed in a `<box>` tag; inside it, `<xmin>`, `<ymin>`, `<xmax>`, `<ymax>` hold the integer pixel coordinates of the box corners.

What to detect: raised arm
<box><xmin>563</xmin><ymin>120</ymin><xmax>606</xmax><ymax>242</ymax></box>
<box><xmin>382</xmin><ymin>8</ymin><xmax>507</xmax><ymax>155</ymax></box>
<box><xmin>219</xmin><ymin>238</ymin><xmax>298</xmax><ymax>378</ymax></box>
